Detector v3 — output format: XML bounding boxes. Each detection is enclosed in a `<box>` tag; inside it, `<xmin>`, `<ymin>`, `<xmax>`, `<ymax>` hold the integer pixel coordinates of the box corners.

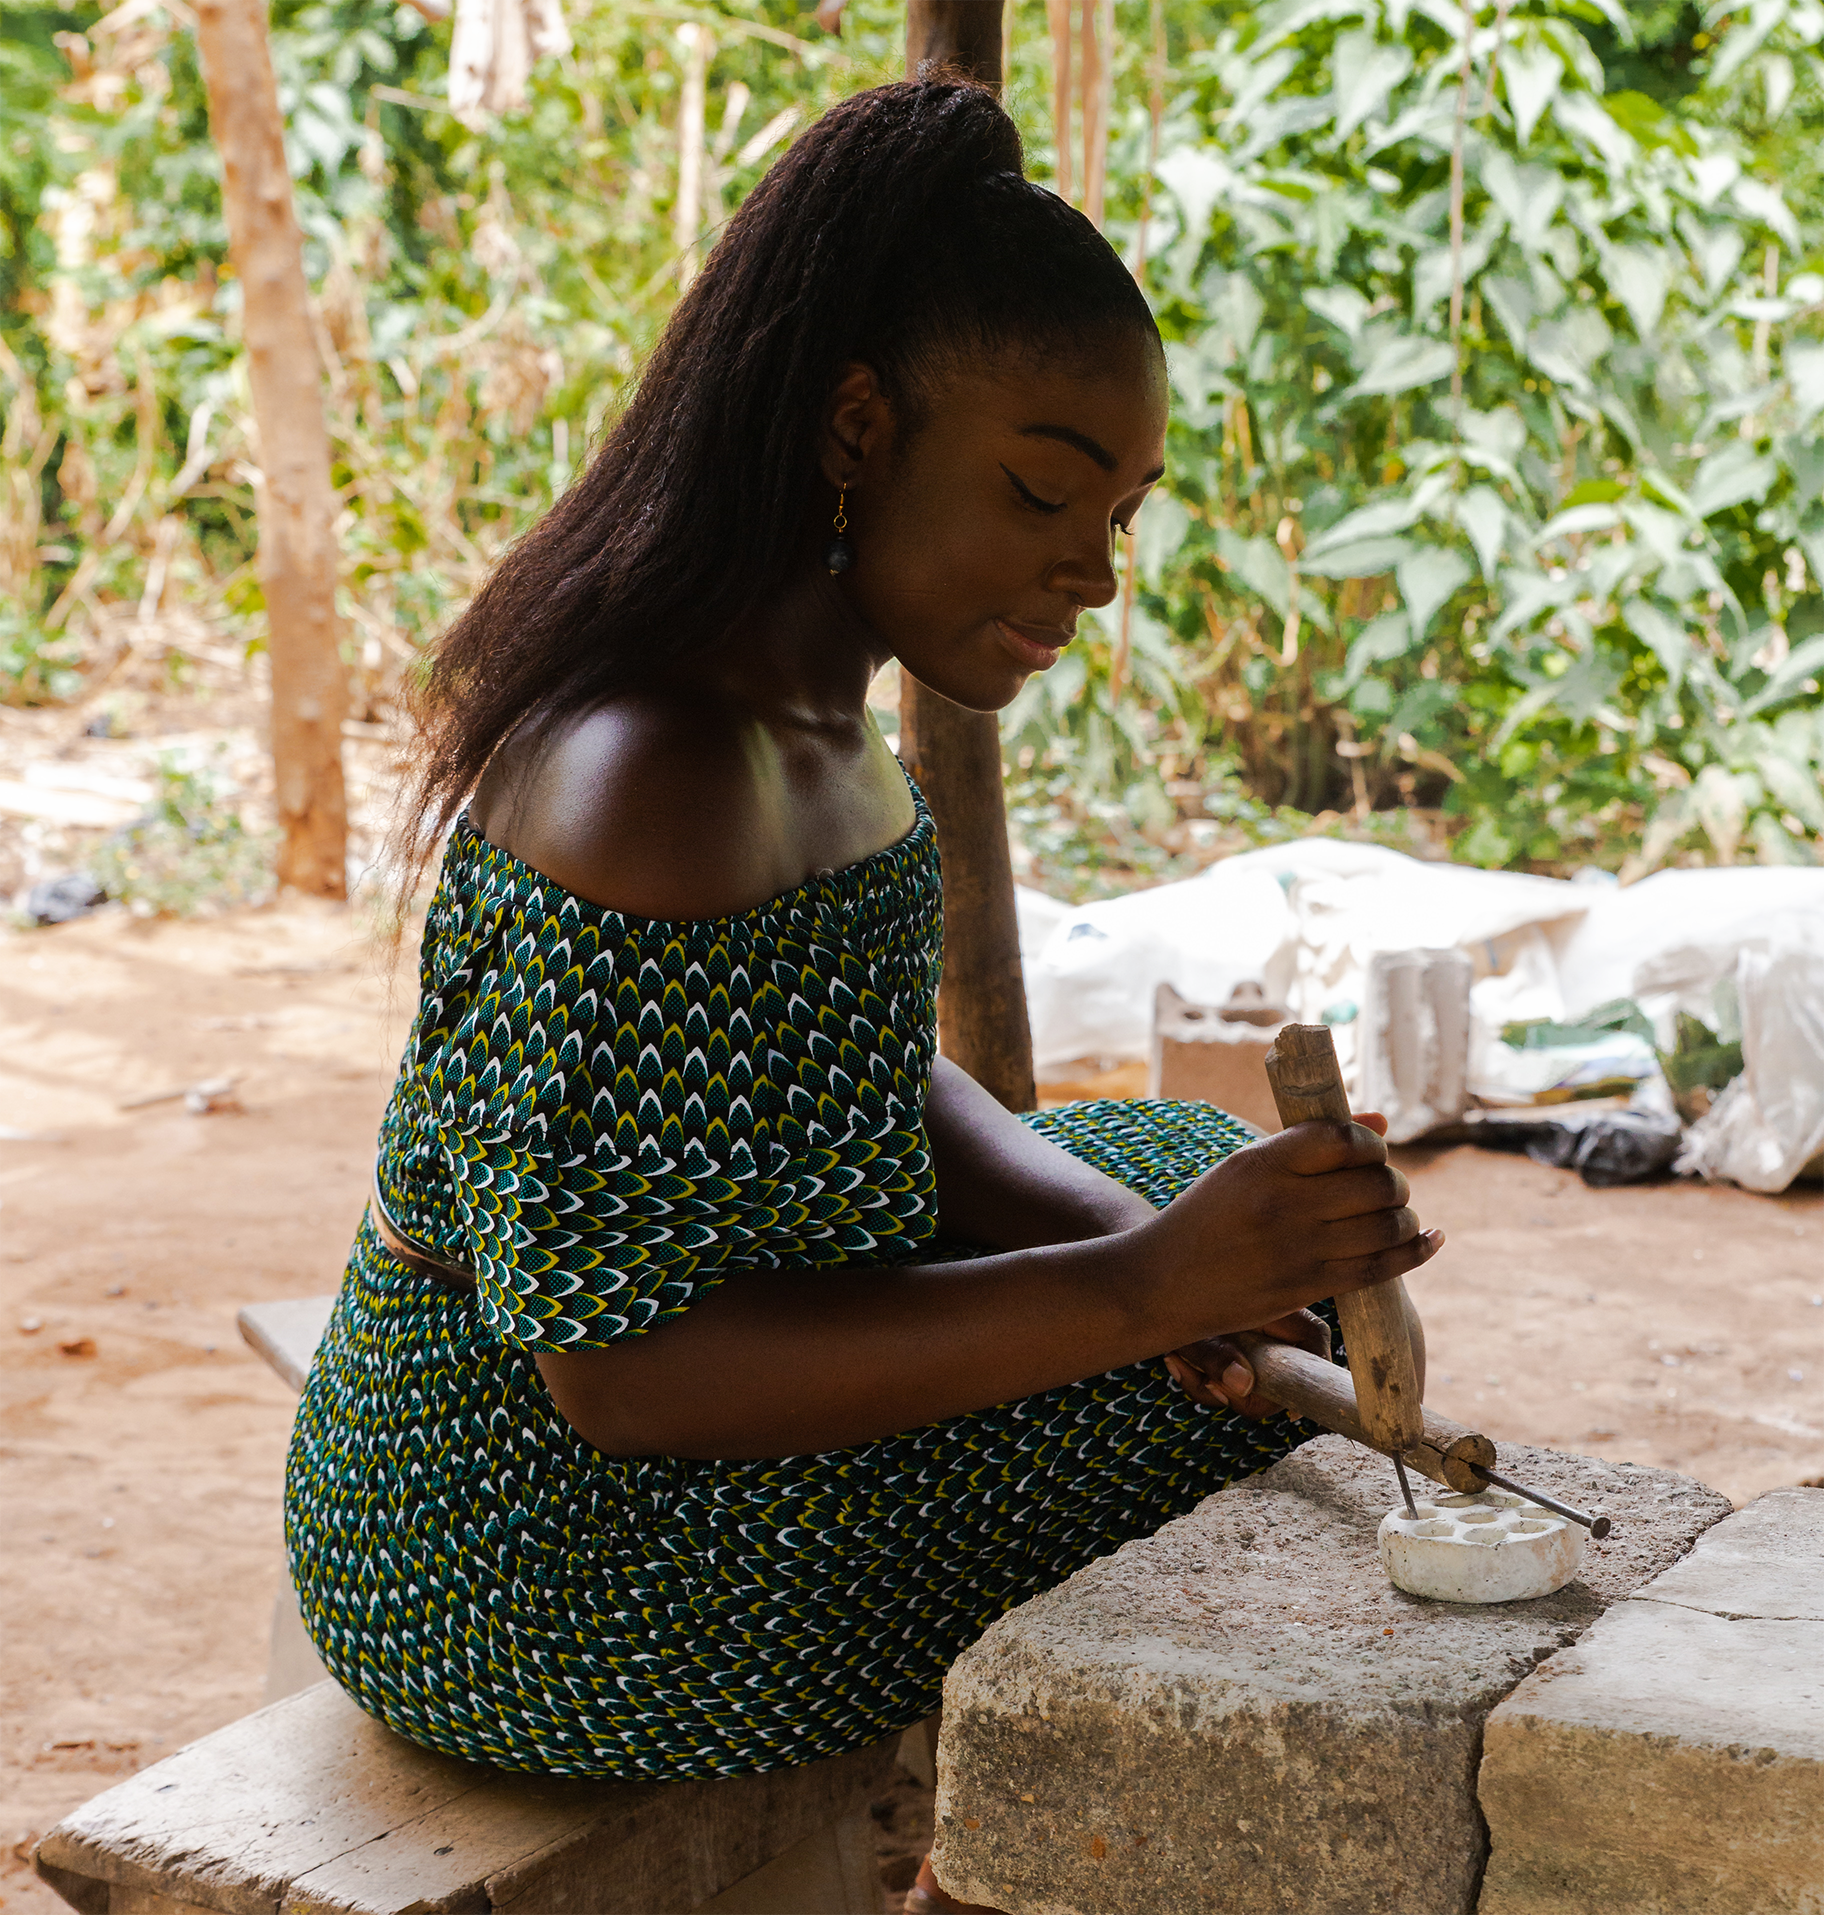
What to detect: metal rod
<box><xmin>1393</xmin><ymin>1453</ymin><xmax>1420</xmax><ymax>1519</ymax></box>
<box><xmin>1471</xmin><ymin>1465</ymin><xmax>1612</xmax><ymax>1539</ymax></box>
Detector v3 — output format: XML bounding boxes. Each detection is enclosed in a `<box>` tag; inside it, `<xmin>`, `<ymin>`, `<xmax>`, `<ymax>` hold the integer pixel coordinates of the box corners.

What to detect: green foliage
<box><xmin>1117</xmin><ymin>0</ymin><xmax>1824</xmax><ymax>872</ymax></box>
<box><xmin>2</xmin><ymin>0</ymin><xmax>1820</xmax><ymax>887</ymax></box>
<box><xmin>0</xmin><ymin>596</ymin><xmax>82</xmax><ymax>702</ymax></box>
<box><xmin>0</xmin><ymin>0</ymin><xmax>907</xmax><ymax>661</ymax></box>
<box><xmin>87</xmin><ymin>756</ymin><xmax>275</xmax><ymax>914</ymax></box>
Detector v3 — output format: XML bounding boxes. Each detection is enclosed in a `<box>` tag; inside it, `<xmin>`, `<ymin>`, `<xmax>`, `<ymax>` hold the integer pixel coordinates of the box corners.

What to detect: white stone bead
<box><xmin>1379</xmin><ymin>1489</ymin><xmax>1587</xmax><ymax>1603</ymax></box>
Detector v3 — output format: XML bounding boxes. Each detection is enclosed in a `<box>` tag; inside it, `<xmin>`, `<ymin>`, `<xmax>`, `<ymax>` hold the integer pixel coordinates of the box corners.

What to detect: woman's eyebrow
<box><xmin>1018</xmin><ymin>423</ymin><xmax>1165</xmax><ymax>486</ymax></box>
<box><xmin>1018</xmin><ymin>423</ymin><xmax>1117</xmax><ymax>470</ymax></box>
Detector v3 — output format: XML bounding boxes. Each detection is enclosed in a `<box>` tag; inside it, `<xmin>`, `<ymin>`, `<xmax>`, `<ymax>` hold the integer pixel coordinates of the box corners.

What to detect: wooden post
<box><xmin>194</xmin><ymin>0</ymin><xmax>348</xmax><ymax>898</ymax></box>
<box><xmin>901</xmin><ymin>0</ymin><xmax>1036</xmax><ymax>1114</ymax></box>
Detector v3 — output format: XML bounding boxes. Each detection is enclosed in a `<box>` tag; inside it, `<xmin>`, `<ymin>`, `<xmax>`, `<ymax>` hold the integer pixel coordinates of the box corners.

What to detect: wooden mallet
<box><xmin>1262</xmin><ymin>1022</ymin><xmax>1424</xmax><ymax>1457</ymax></box>
<box><xmin>1218</xmin><ymin>1021</ymin><xmax>1611</xmax><ymax>1536</ymax></box>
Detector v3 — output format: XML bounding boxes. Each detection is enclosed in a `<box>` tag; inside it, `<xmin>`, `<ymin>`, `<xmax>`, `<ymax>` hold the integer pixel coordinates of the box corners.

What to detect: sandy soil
<box><xmin>2</xmin><ymin>903</ymin><xmax>1820</xmax><ymax>1913</ymax></box>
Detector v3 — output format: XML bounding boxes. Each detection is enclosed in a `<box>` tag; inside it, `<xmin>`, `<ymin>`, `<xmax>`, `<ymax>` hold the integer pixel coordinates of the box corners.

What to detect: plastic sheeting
<box><xmin>1023</xmin><ymin>841</ymin><xmax>1593</xmax><ymax>1078</ymax></box>
<box><xmin>1019</xmin><ymin>847</ymin><xmax>1824</xmax><ymax>1191</ymax></box>
<box><xmin>1672</xmin><ymin>932</ymin><xmax>1824</xmax><ymax>1193</ymax></box>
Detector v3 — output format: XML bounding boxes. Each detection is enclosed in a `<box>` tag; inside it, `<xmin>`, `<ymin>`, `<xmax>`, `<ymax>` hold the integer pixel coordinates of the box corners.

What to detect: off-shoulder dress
<box><xmin>285</xmin><ymin>784</ymin><xmax>1320</xmax><ymax>1778</ymax></box>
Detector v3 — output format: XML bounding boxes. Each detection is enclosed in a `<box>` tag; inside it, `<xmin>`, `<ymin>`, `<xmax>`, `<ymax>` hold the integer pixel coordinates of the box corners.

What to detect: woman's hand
<box><xmin>1135</xmin><ymin>1108</ymin><xmax>1442</xmax><ymax>1358</ymax></box>
<box><xmin>1165</xmin><ymin>1309</ymin><xmax>1330</xmax><ymax>1419</ymax></box>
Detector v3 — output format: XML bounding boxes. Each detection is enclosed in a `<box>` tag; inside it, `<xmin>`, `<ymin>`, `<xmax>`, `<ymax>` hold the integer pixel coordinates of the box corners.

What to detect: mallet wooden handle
<box><xmin>1230</xmin><ymin>1331</ymin><xmax>1494</xmax><ymax>1492</ymax></box>
<box><xmin>1264</xmin><ymin>1022</ymin><xmax>1425</xmax><ymax>1454</ymax></box>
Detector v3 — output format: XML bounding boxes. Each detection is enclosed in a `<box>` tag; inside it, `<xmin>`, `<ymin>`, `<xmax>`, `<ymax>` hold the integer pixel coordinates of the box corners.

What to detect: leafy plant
<box><xmin>88</xmin><ymin>756</ymin><xmax>275</xmax><ymax>914</ymax></box>
<box><xmin>0</xmin><ymin>596</ymin><xmax>82</xmax><ymax>702</ymax></box>
<box><xmin>1114</xmin><ymin>0</ymin><xmax>1824</xmax><ymax>872</ymax></box>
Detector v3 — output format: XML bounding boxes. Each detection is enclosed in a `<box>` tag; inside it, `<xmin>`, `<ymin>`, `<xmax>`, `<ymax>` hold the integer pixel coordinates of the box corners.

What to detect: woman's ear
<box><xmin>820</xmin><ymin>361</ymin><xmax>893</xmax><ymax>488</ymax></box>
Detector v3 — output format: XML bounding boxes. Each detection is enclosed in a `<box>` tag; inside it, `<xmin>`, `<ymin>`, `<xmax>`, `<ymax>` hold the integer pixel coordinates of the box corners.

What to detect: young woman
<box><xmin>286</xmin><ymin>77</ymin><xmax>1437</xmax><ymax>1912</ymax></box>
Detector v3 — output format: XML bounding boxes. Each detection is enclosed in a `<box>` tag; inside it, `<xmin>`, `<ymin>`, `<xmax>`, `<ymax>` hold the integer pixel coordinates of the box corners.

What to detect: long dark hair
<box><xmin>402</xmin><ymin>77</ymin><xmax>1157</xmax><ymax>869</ymax></box>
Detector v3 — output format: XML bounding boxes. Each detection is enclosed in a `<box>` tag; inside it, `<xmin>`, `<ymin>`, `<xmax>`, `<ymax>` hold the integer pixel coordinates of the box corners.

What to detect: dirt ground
<box><xmin>2</xmin><ymin>900</ymin><xmax>1821</xmax><ymax>1914</ymax></box>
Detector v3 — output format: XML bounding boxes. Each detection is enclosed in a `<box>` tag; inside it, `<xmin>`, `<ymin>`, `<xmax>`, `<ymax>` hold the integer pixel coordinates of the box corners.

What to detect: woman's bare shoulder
<box><xmin>472</xmin><ymin>697</ymin><xmax>785</xmax><ymax>921</ymax></box>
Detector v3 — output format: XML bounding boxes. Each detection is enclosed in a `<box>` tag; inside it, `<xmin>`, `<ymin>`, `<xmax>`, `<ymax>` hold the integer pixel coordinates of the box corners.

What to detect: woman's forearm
<box><xmin>536</xmin><ymin>1229</ymin><xmax>1171</xmax><ymax>1460</ymax></box>
<box><xmin>533</xmin><ymin>1119</ymin><xmax>1442</xmax><ymax>1462</ymax></box>
<box><xmin>924</xmin><ymin>1055</ymin><xmax>1157</xmax><ymax>1248</ymax></box>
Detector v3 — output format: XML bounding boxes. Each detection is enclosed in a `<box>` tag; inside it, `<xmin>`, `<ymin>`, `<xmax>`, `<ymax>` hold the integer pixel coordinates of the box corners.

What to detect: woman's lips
<box><xmin>994</xmin><ymin>618</ymin><xmax>1072</xmax><ymax>670</ymax></box>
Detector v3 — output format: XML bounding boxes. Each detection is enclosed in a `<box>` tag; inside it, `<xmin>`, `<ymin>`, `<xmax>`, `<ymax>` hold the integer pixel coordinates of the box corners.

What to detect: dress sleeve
<box><xmin>410</xmin><ymin>887</ymin><xmax>773</xmax><ymax>1352</ymax></box>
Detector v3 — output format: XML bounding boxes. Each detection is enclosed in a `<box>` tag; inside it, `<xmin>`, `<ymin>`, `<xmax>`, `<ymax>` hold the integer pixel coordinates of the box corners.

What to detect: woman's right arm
<box><xmin>536</xmin><ymin>1118</ymin><xmax>1441</xmax><ymax>1460</ymax></box>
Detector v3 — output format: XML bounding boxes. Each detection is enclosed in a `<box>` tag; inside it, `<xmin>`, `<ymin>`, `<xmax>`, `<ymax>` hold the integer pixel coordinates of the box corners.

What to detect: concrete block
<box><xmin>1477</xmin><ymin>1485</ymin><xmax>1824</xmax><ymax>1915</ymax></box>
<box><xmin>931</xmin><ymin>1435</ymin><xmax>1726</xmax><ymax>1915</ymax></box>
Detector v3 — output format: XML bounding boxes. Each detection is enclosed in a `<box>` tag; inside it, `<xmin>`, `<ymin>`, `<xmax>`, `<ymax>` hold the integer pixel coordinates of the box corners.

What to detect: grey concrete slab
<box><xmin>1478</xmin><ymin>1485</ymin><xmax>1824</xmax><ymax>1915</ymax></box>
<box><xmin>930</xmin><ymin>1434</ymin><xmax>1726</xmax><ymax>1915</ymax></box>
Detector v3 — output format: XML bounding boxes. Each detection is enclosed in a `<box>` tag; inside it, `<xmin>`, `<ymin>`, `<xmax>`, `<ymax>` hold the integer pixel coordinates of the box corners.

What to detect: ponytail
<box><xmin>403</xmin><ymin>79</ymin><xmax>1156</xmax><ymax>869</ymax></box>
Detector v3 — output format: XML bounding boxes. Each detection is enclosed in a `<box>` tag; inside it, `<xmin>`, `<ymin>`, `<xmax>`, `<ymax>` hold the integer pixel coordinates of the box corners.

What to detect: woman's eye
<box><xmin>1000</xmin><ymin>464</ymin><xmax>1065</xmax><ymax>514</ymax></box>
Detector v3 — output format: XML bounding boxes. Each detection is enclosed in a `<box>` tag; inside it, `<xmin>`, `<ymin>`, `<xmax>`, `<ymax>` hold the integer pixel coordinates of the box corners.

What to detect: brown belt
<box><xmin>368</xmin><ymin>1168</ymin><xmax>479</xmax><ymax>1294</ymax></box>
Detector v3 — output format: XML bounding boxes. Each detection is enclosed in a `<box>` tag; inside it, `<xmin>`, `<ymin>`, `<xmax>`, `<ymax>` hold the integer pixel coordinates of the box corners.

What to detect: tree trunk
<box><xmin>194</xmin><ymin>0</ymin><xmax>348</xmax><ymax>898</ymax></box>
<box><xmin>900</xmin><ymin>0</ymin><xmax>1035</xmax><ymax>1114</ymax></box>
<box><xmin>906</xmin><ymin>0</ymin><xmax>1005</xmax><ymax>80</ymax></box>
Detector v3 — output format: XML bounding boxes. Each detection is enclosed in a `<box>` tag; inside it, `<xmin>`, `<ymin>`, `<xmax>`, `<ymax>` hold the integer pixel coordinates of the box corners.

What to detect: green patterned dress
<box><xmin>285</xmin><ymin>785</ymin><xmax>1323</xmax><ymax>1779</ymax></box>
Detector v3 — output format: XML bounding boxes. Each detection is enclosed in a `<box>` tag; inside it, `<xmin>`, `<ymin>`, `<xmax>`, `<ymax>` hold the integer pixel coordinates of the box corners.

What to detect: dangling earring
<box><xmin>826</xmin><ymin>486</ymin><xmax>853</xmax><ymax>576</ymax></box>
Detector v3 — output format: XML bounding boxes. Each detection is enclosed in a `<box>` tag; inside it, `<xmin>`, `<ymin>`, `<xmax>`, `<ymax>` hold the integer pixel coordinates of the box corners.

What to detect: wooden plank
<box><xmin>35</xmin><ymin>1681</ymin><xmax>897</xmax><ymax>1915</ymax></box>
<box><xmin>897</xmin><ymin>1</ymin><xmax>1036</xmax><ymax>1117</ymax></box>
<box><xmin>905</xmin><ymin>0</ymin><xmax>1004</xmax><ymax>80</ymax></box>
<box><xmin>236</xmin><ymin>1296</ymin><xmax>336</xmax><ymax>1393</ymax></box>
<box><xmin>899</xmin><ymin>688</ymin><xmax>1036</xmax><ymax>1114</ymax></box>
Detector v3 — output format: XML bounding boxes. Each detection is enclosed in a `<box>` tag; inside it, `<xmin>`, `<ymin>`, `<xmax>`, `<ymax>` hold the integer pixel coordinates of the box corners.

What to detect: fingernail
<box><xmin>1221</xmin><ymin>1362</ymin><xmax>1251</xmax><ymax>1397</ymax></box>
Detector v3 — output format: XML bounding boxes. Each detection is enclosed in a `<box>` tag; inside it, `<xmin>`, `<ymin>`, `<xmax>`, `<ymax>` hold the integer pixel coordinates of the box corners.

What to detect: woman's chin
<box><xmin>896</xmin><ymin>645</ymin><xmax>1046</xmax><ymax>716</ymax></box>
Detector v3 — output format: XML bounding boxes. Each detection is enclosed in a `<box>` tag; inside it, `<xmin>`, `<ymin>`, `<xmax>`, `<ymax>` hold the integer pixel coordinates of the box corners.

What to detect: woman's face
<box><xmin>826</xmin><ymin>332</ymin><xmax>1169</xmax><ymax>712</ymax></box>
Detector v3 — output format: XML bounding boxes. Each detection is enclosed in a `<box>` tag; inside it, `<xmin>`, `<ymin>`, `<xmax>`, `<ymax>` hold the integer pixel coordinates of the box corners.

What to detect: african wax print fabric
<box><xmin>285</xmin><ymin>794</ymin><xmax>1328</xmax><ymax>1779</ymax></box>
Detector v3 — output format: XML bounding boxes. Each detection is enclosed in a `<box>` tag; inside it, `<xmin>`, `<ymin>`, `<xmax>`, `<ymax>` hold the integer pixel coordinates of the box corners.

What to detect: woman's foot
<box><xmin>902</xmin><ymin>1854</ymin><xmax>1007</xmax><ymax>1914</ymax></box>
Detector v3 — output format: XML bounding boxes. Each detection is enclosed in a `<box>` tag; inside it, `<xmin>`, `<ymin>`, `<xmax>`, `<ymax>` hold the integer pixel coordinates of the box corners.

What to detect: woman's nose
<box><xmin>1052</xmin><ymin>531</ymin><xmax>1119</xmax><ymax>610</ymax></box>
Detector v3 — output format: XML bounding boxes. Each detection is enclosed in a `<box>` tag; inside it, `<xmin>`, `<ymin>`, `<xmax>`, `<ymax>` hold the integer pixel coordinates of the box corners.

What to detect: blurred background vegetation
<box><xmin>2</xmin><ymin>0</ymin><xmax>1822</xmax><ymax>902</ymax></box>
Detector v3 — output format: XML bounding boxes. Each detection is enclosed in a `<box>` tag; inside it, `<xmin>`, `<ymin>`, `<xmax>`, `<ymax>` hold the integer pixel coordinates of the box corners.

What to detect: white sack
<box><xmin>1549</xmin><ymin>867</ymin><xmax>1824</xmax><ymax>1020</ymax></box>
<box><xmin>1675</xmin><ymin>933</ymin><xmax>1824</xmax><ymax>1193</ymax></box>
<box><xmin>1023</xmin><ymin>840</ymin><xmax>1596</xmax><ymax>1077</ymax></box>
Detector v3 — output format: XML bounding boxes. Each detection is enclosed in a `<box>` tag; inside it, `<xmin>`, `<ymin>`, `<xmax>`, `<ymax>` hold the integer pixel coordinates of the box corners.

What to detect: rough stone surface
<box><xmin>1478</xmin><ymin>1485</ymin><xmax>1824</xmax><ymax>1915</ymax></box>
<box><xmin>931</xmin><ymin>1435</ymin><xmax>1726</xmax><ymax>1915</ymax></box>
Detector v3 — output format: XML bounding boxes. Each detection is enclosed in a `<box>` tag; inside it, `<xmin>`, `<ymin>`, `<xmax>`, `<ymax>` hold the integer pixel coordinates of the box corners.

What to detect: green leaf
<box><xmin>1551</xmin><ymin>92</ymin><xmax>1635</xmax><ymax>171</ymax></box>
<box><xmin>1623</xmin><ymin>598</ymin><xmax>1692</xmax><ymax>694</ymax></box>
<box><xmin>1480</xmin><ymin>153</ymin><xmax>1565</xmax><ymax>252</ymax></box>
<box><xmin>1454</xmin><ymin>487</ymin><xmax>1509</xmax><ymax>579</ymax></box>
<box><xmin>1343</xmin><ymin>610</ymin><xmax>1414</xmax><ymax>689</ymax></box>
<box><xmin>1598</xmin><ymin>242</ymin><xmax>1671</xmax><ymax>340</ymax></box>
<box><xmin>1331</xmin><ymin>32</ymin><xmax>1412</xmax><ymax>141</ymax></box>
<box><xmin>1305</xmin><ymin>284</ymin><xmax>1374</xmax><ymax>348</ymax></box>
<box><xmin>1302</xmin><ymin>494</ymin><xmax>1424</xmax><ymax>559</ymax></box>
<box><xmin>1603</xmin><ymin>91</ymin><xmax>1697</xmax><ymax>157</ymax></box>
<box><xmin>1341</xmin><ymin>333</ymin><xmax>1456</xmax><ymax>400</ymax></box>
<box><xmin>1396</xmin><ymin>546</ymin><xmax>1473</xmax><ymax>640</ymax></box>
<box><xmin>1216</xmin><ymin>529</ymin><xmax>1293</xmax><ymax>619</ymax></box>
<box><xmin>1535</xmin><ymin>504</ymin><xmax>1624</xmax><ymax>544</ymax></box>
<box><xmin>1688</xmin><ymin>444</ymin><xmax>1778</xmax><ymax>521</ymax></box>
<box><xmin>1137</xmin><ymin>494</ymin><xmax>1192</xmax><ymax>588</ymax></box>
<box><xmin>1742</xmin><ymin>633</ymin><xmax>1824</xmax><ymax>717</ymax></box>
<box><xmin>1499</xmin><ymin>42</ymin><xmax>1564</xmax><ymax>150</ymax></box>
<box><xmin>1300</xmin><ymin>536</ymin><xmax>1416</xmax><ymax>579</ymax></box>
<box><xmin>1156</xmin><ymin>147</ymin><xmax>1232</xmax><ymax>246</ymax></box>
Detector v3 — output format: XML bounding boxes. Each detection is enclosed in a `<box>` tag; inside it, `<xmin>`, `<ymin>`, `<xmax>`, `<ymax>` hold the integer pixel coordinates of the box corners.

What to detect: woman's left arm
<box><xmin>927</xmin><ymin>1057</ymin><xmax>1425</xmax><ymax>1418</ymax></box>
<box><xmin>923</xmin><ymin>1054</ymin><xmax>1158</xmax><ymax>1247</ymax></box>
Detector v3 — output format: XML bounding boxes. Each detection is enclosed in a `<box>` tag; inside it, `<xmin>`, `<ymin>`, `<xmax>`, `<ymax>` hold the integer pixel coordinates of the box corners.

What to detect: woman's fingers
<box><xmin>1260</xmin><ymin>1119</ymin><xmax>1388</xmax><ymax>1177</ymax></box>
<box><xmin>1170</xmin><ymin>1308</ymin><xmax>1334</xmax><ymax>1420</ymax></box>
<box><xmin>1304</xmin><ymin>1161</ymin><xmax>1411</xmax><ymax>1223</ymax></box>
<box><xmin>1327</xmin><ymin>1226</ymin><xmax>1446</xmax><ymax>1294</ymax></box>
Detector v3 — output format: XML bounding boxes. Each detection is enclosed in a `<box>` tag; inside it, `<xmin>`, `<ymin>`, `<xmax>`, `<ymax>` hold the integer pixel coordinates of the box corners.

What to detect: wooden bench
<box><xmin>32</xmin><ymin>1296</ymin><xmax>918</xmax><ymax>1914</ymax></box>
<box><xmin>34</xmin><ymin>1679</ymin><xmax>898</xmax><ymax>1914</ymax></box>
